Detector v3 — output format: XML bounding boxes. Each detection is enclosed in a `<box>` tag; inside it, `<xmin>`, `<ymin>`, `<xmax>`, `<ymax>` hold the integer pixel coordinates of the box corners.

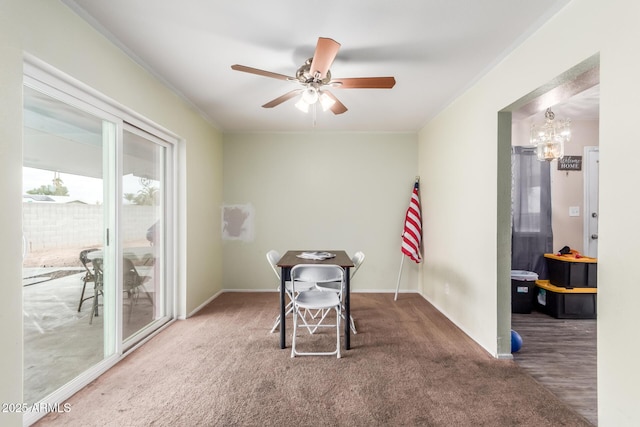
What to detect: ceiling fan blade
<box><xmin>310</xmin><ymin>37</ymin><xmax>341</xmax><ymax>80</ymax></box>
<box><xmin>323</xmin><ymin>91</ymin><xmax>348</xmax><ymax>115</ymax></box>
<box><xmin>331</xmin><ymin>77</ymin><xmax>396</xmax><ymax>89</ymax></box>
<box><xmin>262</xmin><ymin>89</ymin><xmax>303</xmax><ymax>108</ymax></box>
<box><xmin>231</xmin><ymin>64</ymin><xmax>292</xmax><ymax>81</ymax></box>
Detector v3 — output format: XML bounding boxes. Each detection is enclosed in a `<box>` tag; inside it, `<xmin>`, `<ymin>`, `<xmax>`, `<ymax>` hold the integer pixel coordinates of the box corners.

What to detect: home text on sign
<box><xmin>558</xmin><ymin>155</ymin><xmax>582</xmax><ymax>171</ymax></box>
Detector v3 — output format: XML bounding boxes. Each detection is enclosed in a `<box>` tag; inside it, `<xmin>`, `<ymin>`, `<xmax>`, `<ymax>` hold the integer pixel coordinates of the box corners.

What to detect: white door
<box><xmin>584</xmin><ymin>147</ymin><xmax>599</xmax><ymax>257</ymax></box>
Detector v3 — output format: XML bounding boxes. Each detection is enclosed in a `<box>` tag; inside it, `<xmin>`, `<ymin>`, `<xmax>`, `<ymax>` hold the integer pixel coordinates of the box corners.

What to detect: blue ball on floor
<box><xmin>511</xmin><ymin>330</ymin><xmax>523</xmax><ymax>353</ymax></box>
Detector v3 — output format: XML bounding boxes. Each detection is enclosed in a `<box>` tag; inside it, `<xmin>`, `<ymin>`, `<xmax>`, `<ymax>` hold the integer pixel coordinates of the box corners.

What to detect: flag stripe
<box><xmin>401</xmin><ymin>181</ymin><xmax>422</xmax><ymax>263</ymax></box>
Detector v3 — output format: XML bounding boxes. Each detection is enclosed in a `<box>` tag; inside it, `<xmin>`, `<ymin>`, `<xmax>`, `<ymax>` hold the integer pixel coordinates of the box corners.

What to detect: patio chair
<box><xmin>123</xmin><ymin>257</ymin><xmax>153</xmax><ymax>322</ymax></box>
<box><xmin>89</xmin><ymin>257</ymin><xmax>152</xmax><ymax>324</ymax></box>
<box><xmin>77</xmin><ymin>248</ymin><xmax>99</xmax><ymax>312</ymax></box>
<box><xmin>89</xmin><ymin>257</ymin><xmax>104</xmax><ymax>324</ymax></box>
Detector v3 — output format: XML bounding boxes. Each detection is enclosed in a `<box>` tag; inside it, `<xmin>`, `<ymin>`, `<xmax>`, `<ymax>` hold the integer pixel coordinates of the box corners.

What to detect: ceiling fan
<box><xmin>231</xmin><ymin>37</ymin><xmax>396</xmax><ymax>115</ymax></box>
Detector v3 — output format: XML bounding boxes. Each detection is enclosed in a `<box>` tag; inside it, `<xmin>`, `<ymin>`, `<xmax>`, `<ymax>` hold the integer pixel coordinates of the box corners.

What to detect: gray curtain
<box><xmin>511</xmin><ymin>146</ymin><xmax>553</xmax><ymax>279</ymax></box>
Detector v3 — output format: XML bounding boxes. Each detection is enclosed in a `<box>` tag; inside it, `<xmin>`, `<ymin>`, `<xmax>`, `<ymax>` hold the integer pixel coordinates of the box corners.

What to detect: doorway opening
<box><xmin>498</xmin><ymin>54</ymin><xmax>600</xmax><ymax>425</ymax></box>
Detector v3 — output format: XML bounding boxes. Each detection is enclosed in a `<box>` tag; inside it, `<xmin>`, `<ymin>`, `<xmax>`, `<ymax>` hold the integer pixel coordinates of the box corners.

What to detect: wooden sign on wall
<box><xmin>558</xmin><ymin>155</ymin><xmax>582</xmax><ymax>171</ymax></box>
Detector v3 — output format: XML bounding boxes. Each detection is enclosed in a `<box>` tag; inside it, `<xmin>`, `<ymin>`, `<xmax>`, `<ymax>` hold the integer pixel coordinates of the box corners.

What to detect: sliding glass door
<box><xmin>121</xmin><ymin>126</ymin><xmax>171</xmax><ymax>344</ymax></box>
<box><xmin>22</xmin><ymin>85</ymin><xmax>114</xmax><ymax>404</ymax></box>
<box><xmin>22</xmin><ymin>79</ymin><xmax>174</xmax><ymax>409</ymax></box>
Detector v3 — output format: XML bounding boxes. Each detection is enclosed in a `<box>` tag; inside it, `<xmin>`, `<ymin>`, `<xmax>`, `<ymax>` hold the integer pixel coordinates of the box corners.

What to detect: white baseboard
<box><xmin>221</xmin><ymin>288</ymin><xmax>422</xmax><ymax>294</ymax></box>
<box><xmin>183</xmin><ymin>289</ymin><xmax>224</xmax><ymax>318</ymax></box>
<box><xmin>183</xmin><ymin>289</ymin><xmax>421</xmax><ymax>320</ymax></box>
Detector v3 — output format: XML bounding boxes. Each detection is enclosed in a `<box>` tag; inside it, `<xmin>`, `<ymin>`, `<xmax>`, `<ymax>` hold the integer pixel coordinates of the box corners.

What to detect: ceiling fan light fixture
<box><xmin>231</xmin><ymin>37</ymin><xmax>396</xmax><ymax>117</ymax></box>
<box><xmin>294</xmin><ymin>98</ymin><xmax>310</xmax><ymax>113</ymax></box>
<box><xmin>301</xmin><ymin>86</ymin><xmax>319</xmax><ymax>104</ymax></box>
<box><xmin>319</xmin><ymin>92</ymin><xmax>335</xmax><ymax>111</ymax></box>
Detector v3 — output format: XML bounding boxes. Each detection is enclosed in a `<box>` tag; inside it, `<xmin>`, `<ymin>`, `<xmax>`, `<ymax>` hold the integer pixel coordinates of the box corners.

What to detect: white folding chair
<box><xmin>290</xmin><ymin>264</ymin><xmax>344</xmax><ymax>358</ymax></box>
<box><xmin>316</xmin><ymin>251</ymin><xmax>365</xmax><ymax>334</ymax></box>
<box><xmin>266</xmin><ymin>250</ymin><xmax>315</xmax><ymax>333</ymax></box>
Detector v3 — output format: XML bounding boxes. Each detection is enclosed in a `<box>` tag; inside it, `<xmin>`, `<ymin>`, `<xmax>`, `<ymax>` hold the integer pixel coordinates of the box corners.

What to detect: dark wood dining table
<box><xmin>276</xmin><ymin>250</ymin><xmax>355</xmax><ymax>350</ymax></box>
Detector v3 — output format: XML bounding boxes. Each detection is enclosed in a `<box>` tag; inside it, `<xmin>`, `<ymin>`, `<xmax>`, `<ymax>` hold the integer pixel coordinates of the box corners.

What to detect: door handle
<box><xmin>591</xmin><ymin>212</ymin><xmax>598</xmax><ymax>218</ymax></box>
<box><xmin>591</xmin><ymin>234</ymin><xmax>598</xmax><ymax>240</ymax></box>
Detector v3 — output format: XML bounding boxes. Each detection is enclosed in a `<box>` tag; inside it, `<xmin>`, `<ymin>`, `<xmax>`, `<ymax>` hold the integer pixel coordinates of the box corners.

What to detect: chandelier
<box><xmin>530</xmin><ymin>108</ymin><xmax>571</xmax><ymax>161</ymax></box>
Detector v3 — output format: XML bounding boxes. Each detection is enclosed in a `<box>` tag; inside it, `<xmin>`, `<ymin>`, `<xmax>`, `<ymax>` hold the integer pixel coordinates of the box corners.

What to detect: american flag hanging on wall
<box><xmin>401</xmin><ymin>180</ymin><xmax>422</xmax><ymax>263</ymax></box>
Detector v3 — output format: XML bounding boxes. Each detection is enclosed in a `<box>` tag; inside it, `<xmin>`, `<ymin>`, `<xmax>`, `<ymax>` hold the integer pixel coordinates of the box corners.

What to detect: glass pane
<box><xmin>22</xmin><ymin>86</ymin><xmax>112</xmax><ymax>403</ymax></box>
<box><xmin>122</xmin><ymin>127</ymin><xmax>166</xmax><ymax>342</ymax></box>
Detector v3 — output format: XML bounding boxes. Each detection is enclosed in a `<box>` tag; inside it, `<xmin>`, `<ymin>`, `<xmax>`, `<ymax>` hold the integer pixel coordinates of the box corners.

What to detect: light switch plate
<box><xmin>569</xmin><ymin>206</ymin><xmax>580</xmax><ymax>217</ymax></box>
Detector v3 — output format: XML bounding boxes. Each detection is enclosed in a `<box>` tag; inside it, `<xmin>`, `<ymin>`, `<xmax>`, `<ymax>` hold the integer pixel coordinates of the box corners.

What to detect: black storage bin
<box><xmin>545</xmin><ymin>254</ymin><xmax>597</xmax><ymax>288</ymax></box>
<box><xmin>511</xmin><ymin>270</ymin><xmax>539</xmax><ymax>314</ymax></box>
<box><xmin>535</xmin><ymin>280</ymin><xmax>597</xmax><ymax>319</ymax></box>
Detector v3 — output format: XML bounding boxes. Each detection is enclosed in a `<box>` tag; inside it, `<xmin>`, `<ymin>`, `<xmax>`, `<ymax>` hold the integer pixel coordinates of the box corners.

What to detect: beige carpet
<box><xmin>36</xmin><ymin>293</ymin><xmax>592</xmax><ymax>426</ymax></box>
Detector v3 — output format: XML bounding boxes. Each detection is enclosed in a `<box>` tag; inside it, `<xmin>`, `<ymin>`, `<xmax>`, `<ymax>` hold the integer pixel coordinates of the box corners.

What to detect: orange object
<box><xmin>545</xmin><ymin>253</ymin><xmax>595</xmax><ymax>263</ymax></box>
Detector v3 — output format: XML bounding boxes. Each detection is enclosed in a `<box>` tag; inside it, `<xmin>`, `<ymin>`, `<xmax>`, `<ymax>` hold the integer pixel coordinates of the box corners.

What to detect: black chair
<box><xmin>122</xmin><ymin>257</ymin><xmax>153</xmax><ymax>321</ymax></box>
<box><xmin>89</xmin><ymin>257</ymin><xmax>104</xmax><ymax>324</ymax></box>
<box><xmin>89</xmin><ymin>256</ymin><xmax>153</xmax><ymax>324</ymax></box>
<box><xmin>77</xmin><ymin>248</ymin><xmax>99</xmax><ymax>312</ymax></box>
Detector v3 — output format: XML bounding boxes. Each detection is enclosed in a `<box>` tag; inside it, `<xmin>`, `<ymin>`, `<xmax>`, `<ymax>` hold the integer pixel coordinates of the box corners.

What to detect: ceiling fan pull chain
<box><xmin>312</xmin><ymin>103</ymin><xmax>317</xmax><ymax>128</ymax></box>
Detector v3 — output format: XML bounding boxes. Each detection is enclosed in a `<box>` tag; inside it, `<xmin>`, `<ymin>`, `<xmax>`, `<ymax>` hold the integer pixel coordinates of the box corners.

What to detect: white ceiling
<box><xmin>62</xmin><ymin>0</ymin><xmax>583</xmax><ymax>133</ymax></box>
<box><xmin>516</xmin><ymin>84</ymin><xmax>600</xmax><ymax>129</ymax></box>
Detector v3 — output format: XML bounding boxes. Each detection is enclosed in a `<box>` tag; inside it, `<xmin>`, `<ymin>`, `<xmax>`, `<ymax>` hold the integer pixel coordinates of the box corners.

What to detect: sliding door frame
<box><xmin>23</xmin><ymin>55</ymin><xmax>178</xmax><ymax>426</ymax></box>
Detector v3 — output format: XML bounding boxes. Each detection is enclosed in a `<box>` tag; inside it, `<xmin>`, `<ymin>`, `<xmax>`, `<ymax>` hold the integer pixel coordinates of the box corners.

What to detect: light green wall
<box><xmin>222</xmin><ymin>132</ymin><xmax>419</xmax><ymax>293</ymax></box>
<box><xmin>0</xmin><ymin>1</ymin><xmax>223</xmax><ymax>425</ymax></box>
<box><xmin>3</xmin><ymin>0</ymin><xmax>640</xmax><ymax>425</ymax></box>
<box><xmin>419</xmin><ymin>0</ymin><xmax>640</xmax><ymax>424</ymax></box>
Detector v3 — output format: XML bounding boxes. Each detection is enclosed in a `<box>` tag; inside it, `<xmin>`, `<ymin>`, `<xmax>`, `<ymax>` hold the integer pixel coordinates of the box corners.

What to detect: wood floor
<box><xmin>512</xmin><ymin>310</ymin><xmax>597</xmax><ymax>426</ymax></box>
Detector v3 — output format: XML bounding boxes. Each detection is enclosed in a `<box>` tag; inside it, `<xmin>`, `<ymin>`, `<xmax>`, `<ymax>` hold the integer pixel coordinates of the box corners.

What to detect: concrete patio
<box><xmin>23</xmin><ymin>266</ymin><xmax>154</xmax><ymax>404</ymax></box>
